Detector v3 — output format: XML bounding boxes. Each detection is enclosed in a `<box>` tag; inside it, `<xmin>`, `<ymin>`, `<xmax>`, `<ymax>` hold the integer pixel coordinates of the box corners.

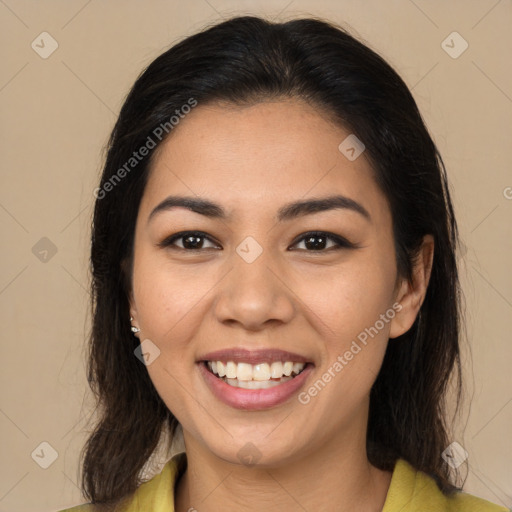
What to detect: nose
<box><xmin>212</xmin><ymin>245</ymin><xmax>296</xmax><ymax>331</ymax></box>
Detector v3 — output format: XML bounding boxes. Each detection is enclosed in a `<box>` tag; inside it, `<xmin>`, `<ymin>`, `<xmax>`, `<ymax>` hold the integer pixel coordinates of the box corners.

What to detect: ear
<box><xmin>389</xmin><ymin>234</ymin><xmax>434</xmax><ymax>339</ymax></box>
<box><xmin>128</xmin><ymin>290</ymin><xmax>137</xmax><ymax>319</ymax></box>
<box><xmin>121</xmin><ymin>257</ymin><xmax>139</xmax><ymax>333</ymax></box>
<box><xmin>128</xmin><ymin>290</ymin><xmax>141</xmax><ymax>339</ymax></box>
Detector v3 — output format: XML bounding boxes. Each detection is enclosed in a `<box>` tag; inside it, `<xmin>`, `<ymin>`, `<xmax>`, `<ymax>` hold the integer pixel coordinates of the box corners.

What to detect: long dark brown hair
<box><xmin>80</xmin><ymin>15</ymin><xmax>465</xmax><ymax>507</ymax></box>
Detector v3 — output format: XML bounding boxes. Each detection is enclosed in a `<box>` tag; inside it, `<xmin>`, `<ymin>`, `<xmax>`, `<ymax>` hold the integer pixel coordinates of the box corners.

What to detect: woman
<box><xmin>60</xmin><ymin>15</ymin><xmax>507</xmax><ymax>512</ymax></box>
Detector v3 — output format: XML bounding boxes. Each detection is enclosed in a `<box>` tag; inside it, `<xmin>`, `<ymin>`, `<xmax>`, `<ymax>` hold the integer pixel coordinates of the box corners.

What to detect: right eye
<box><xmin>157</xmin><ymin>231</ymin><xmax>221</xmax><ymax>251</ymax></box>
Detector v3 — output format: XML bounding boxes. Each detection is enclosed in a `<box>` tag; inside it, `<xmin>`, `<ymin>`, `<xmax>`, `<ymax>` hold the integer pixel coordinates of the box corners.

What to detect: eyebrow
<box><xmin>147</xmin><ymin>194</ymin><xmax>371</xmax><ymax>224</ymax></box>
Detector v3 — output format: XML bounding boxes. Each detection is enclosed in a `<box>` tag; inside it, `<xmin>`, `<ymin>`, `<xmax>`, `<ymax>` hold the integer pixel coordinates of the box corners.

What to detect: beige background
<box><xmin>1</xmin><ymin>1</ymin><xmax>511</xmax><ymax>511</ymax></box>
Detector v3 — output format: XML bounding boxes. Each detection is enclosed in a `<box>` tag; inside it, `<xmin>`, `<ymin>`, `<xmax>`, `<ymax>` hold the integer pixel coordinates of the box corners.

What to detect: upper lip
<box><xmin>198</xmin><ymin>348</ymin><xmax>311</xmax><ymax>365</ymax></box>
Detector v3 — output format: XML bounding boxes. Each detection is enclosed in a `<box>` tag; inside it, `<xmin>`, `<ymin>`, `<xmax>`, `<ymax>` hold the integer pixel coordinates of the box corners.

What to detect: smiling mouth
<box><xmin>203</xmin><ymin>360</ymin><xmax>309</xmax><ymax>389</ymax></box>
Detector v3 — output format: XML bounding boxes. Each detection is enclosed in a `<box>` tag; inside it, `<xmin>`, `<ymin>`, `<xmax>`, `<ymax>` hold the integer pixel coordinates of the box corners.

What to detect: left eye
<box><xmin>291</xmin><ymin>232</ymin><xmax>354</xmax><ymax>251</ymax></box>
<box><xmin>158</xmin><ymin>231</ymin><xmax>356</xmax><ymax>252</ymax></box>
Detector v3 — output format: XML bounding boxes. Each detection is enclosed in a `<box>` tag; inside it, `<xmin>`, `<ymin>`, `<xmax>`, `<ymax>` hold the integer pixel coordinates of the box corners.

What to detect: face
<box><xmin>129</xmin><ymin>99</ymin><xmax>414</xmax><ymax>467</ymax></box>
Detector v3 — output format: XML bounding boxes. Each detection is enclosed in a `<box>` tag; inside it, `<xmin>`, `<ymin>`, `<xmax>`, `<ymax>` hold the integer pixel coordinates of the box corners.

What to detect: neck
<box><xmin>174</xmin><ymin>427</ymin><xmax>392</xmax><ymax>512</ymax></box>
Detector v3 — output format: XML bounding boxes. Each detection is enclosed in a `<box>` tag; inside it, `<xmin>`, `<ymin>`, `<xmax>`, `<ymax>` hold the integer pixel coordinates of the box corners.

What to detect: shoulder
<box><xmin>383</xmin><ymin>458</ymin><xmax>508</xmax><ymax>512</ymax></box>
<box><xmin>56</xmin><ymin>452</ymin><xmax>186</xmax><ymax>512</ymax></box>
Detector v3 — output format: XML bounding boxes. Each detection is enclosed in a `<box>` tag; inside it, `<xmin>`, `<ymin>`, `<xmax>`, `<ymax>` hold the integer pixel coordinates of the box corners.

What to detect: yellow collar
<box><xmin>122</xmin><ymin>453</ymin><xmax>506</xmax><ymax>512</ymax></box>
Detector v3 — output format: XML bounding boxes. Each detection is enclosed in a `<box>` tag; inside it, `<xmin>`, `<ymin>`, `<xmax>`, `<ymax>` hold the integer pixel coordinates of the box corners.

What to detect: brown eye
<box><xmin>290</xmin><ymin>232</ymin><xmax>356</xmax><ymax>252</ymax></box>
<box><xmin>158</xmin><ymin>231</ymin><xmax>220</xmax><ymax>251</ymax></box>
<box><xmin>158</xmin><ymin>230</ymin><xmax>357</xmax><ymax>252</ymax></box>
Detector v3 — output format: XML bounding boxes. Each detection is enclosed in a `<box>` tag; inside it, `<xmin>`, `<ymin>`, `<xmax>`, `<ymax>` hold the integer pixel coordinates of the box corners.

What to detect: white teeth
<box><xmin>225</xmin><ymin>361</ymin><xmax>237</xmax><ymax>379</ymax></box>
<box><xmin>237</xmin><ymin>362</ymin><xmax>253</xmax><ymax>381</ymax></box>
<box><xmin>225</xmin><ymin>376</ymin><xmax>293</xmax><ymax>389</ymax></box>
<box><xmin>270</xmin><ymin>361</ymin><xmax>283</xmax><ymax>378</ymax></box>
<box><xmin>253</xmin><ymin>363</ymin><xmax>270</xmax><ymax>381</ymax></box>
<box><xmin>292</xmin><ymin>362</ymin><xmax>303</xmax><ymax>374</ymax></box>
<box><xmin>207</xmin><ymin>360</ymin><xmax>306</xmax><ymax>381</ymax></box>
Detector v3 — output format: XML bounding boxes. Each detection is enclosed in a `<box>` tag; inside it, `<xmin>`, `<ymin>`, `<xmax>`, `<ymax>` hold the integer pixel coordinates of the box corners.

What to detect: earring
<box><xmin>130</xmin><ymin>316</ymin><xmax>140</xmax><ymax>334</ymax></box>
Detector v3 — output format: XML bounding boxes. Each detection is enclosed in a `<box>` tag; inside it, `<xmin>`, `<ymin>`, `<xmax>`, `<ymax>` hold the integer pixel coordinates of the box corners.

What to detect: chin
<box><xmin>200</xmin><ymin>428</ymin><xmax>306</xmax><ymax>469</ymax></box>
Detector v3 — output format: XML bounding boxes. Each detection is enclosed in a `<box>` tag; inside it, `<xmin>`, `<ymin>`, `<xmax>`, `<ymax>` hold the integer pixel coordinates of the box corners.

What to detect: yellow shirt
<box><xmin>59</xmin><ymin>453</ymin><xmax>508</xmax><ymax>511</ymax></box>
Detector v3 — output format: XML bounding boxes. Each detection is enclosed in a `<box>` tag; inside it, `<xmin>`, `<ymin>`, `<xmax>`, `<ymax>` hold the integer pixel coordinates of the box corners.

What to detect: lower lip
<box><xmin>198</xmin><ymin>362</ymin><xmax>313</xmax><ymax>411</ymax></box>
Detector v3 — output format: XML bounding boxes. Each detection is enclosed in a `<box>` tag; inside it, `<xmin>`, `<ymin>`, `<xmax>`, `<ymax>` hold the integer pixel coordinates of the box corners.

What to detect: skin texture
<box><xmin>129</xmin><ymin>99</ymin><xmax>434</xmax><ymax>512</ymax></box>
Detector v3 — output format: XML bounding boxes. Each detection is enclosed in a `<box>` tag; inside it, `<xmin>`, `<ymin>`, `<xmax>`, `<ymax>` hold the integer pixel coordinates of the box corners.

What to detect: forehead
<box><xmin>139</xmin><ymin>99</ymin><xmax>389</xmax><ymax>225</ymax></box>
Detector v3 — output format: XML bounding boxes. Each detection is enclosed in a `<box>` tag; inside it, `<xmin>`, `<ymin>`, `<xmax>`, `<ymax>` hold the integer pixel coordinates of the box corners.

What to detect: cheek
<box><xmin>291</xmin><ymin>272</ymin><xmax>394</xmax><ymax>432</ymax></box>
<box><xmin>301</xmin><ymin>254</ymin><xmax>396</xmax><ymax>398</ymax></box>
<box><xmin>131</xmin><ymin>254</ymin><xmax>211</xmax><ymax>419</ymax></box>
<box><xmin>132</xmin><ymin>249</ymin><xmax>212</xmax><ymax>341</ymax></box>
<box><xmin>308</xmin><ymin>262</ymin><xmax>395</xmax><ymax>345</ymax></box>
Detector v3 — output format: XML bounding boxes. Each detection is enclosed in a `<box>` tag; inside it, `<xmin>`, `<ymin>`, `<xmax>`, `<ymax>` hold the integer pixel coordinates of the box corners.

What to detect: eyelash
<box><xmin>157</xmin><ymin>231</ymin><xmax>358</xmax><ymax>253</ymax></box>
